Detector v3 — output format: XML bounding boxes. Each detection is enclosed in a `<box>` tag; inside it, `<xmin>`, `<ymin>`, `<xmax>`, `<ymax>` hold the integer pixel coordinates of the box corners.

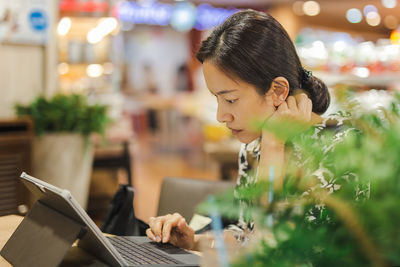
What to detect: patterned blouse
<box><xmin>226</xmin><ymin>113</ymin><xmax>370</xmax><ymax>244</ymax></box>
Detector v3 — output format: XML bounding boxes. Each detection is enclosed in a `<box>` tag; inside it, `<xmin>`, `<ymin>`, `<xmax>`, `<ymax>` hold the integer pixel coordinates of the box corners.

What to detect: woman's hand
<box><xmin>270</xmin><ymin>93</ymin><xmax>313</xmax><ymax>123</ymax></box>
<box><xmin>146</xmin><ymin>213</ymin><xmax>196</xmax><ymax>250</ymax></box>
<box><xmin>258</xmin><ymin>93</ymin><xmax>313</xmax><ymax>189</ymax></box>
<box><xmin>262</xmin><ymin>93</ymin><xmax>313</xmax><ymax>145</ymax></box>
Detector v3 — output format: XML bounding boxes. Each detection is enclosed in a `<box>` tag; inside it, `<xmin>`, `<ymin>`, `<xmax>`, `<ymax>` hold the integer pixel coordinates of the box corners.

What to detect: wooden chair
<box><xmin>0</xmin><ymin>118</ymin><xmax>33</xmax><ymax>216</ymax></box>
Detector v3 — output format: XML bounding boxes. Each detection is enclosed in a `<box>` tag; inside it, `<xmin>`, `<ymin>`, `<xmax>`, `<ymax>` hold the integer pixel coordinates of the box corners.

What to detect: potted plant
<box><xmin>198</xmin><ymin>90</ymin><xmax>400</xmax><ymax>266</ymax></box>
<box><xmin>15</xmin><ymin>94</ymin><xmax>109</xmax><ymax>208</ymax></box>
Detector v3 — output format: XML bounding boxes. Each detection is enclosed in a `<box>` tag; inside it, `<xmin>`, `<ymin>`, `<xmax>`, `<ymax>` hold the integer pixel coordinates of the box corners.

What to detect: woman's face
<box><xmin>203</xmin><ymin>61</ymin><xmax>276</xmax><ymax>144</ymax></box>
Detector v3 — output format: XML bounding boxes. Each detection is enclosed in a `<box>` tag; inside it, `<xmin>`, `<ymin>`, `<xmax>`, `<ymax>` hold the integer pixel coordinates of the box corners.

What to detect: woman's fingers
<box><xmin>177</xmin><ymin>218</ymin><xmax>193</xmax><ymax>236</ymax></box>
<box><xmin>277</xmin><ymin>93</ymin><xmax>311</xmax><ymax>122</ymax></box>
<box><xmin>287</xmin><ymin>96</ymin><xmax>298</xmax><ymax>113</ymax></box>
<box><xmin>147</xmin><ymin>213</ymin><xmax>189</xmax><ymax>244</ymax></box>
<box><xmin>149</xmin><ymin>215</ymin><xmax>168</xmax><ymax>242</ymax></box>
<box><xmin>162</xmin><ymin>213</ymin><xmax>184</xmax><ymax>243</ymax></box>
<box><xmin>276</xmin><ymin>101</ymin><xmax>288</xmax><ymax>113</ymax></box>
<box><xmin>295</xmin><ymin>94</ymin><xmax>312</xmax><ymax>121</ymax></box>
<box><xmin>294</xmin><ymin>94</ymin><xmax>307</xmax><ymax>111</ymax></box>
<box><xmin>307</xmin><ymin>98</ymin><xmax>313</xmax><ymax>118</ymax></box>
<box><xmin>169</xmin><ymin>218</ymin><xmax>195</xmax><ymax>250</ymax></box>
<box><xmin>146</xmin><ymin>228</ymin><xmax>156</xmax><ymax>242</ymax></box>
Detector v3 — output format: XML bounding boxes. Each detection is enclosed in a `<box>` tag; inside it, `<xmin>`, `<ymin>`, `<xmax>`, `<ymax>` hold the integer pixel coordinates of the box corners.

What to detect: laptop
<box><xmin>1</xmin><ymin>172</ymin><xmax>200</xmax><ymax>266</ymax></box>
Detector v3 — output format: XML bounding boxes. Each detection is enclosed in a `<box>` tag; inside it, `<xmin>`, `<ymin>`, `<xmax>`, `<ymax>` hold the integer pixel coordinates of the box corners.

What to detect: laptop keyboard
<box><xmin>107</xmin><ymin>236</ymin><xmax>183</xmax><ymax>266</ymax></box>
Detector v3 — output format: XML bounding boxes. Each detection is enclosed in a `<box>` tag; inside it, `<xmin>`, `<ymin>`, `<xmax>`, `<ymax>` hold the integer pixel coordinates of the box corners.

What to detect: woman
<box><xmin>146</xmin><ymin>10</ymin><xmax>333</xmax><ymax>250</ymax></box>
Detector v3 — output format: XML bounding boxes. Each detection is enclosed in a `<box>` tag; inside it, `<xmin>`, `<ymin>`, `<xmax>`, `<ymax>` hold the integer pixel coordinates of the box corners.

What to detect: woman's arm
<box><xmin>258</xmin><ymin>94</ymin><xmax>313</xmax><ymax>205</ymax></box>
<box><xmin>258</xmin><ymin>131</ymin><xmax>285</xmax><ymax>190</ymax></box>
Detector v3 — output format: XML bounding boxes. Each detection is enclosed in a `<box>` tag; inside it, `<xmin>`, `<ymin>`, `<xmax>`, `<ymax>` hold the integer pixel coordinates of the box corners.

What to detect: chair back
<box><xmin>157</xmin><ymin>177</ymin><xmax>235</xmax><ymax>221</ymax></box>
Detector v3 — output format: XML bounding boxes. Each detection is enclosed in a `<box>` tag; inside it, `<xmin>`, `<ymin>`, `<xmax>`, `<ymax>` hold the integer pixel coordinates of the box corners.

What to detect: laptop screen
<box><xmin>20</xmin><ymin>172</ymin><xmax>126</xmax><ymax>266</ymax></box>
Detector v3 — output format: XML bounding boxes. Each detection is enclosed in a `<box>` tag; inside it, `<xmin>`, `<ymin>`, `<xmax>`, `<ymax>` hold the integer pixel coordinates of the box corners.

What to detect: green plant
<box><xmin>15</xmin><ymin>94</ymin><xmax>109</xmax><ymax>136</ymax></box>
<box><xmin>198</xmin><ymin>92</ymin><xmax>400</xmax><ymax>266</ymax></box>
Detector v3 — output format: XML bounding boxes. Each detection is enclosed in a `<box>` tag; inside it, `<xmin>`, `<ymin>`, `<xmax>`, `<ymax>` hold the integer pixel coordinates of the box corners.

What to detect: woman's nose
<box><xmin>216</xmin><ymin>105</ymin><xmax>233</xmax><ymax>123</ymax></box>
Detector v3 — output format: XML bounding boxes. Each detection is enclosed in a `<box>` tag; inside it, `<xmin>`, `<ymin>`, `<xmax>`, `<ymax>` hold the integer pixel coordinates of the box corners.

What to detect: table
<box><xmin>0</xmin><ymin>215</ymin><xmax>23</xmax><ymax>266</ymax></box>
<box><xmin>0</xmin><ymin>215</ymin><xmax>107</xmax><ymax>266</ymax></box>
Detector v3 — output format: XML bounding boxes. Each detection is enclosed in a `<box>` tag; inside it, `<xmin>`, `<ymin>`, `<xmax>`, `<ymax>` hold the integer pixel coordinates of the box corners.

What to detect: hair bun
<box><xmin>301</xmin><ymin>74</ymin><xmax>330</xmax><ymax>114</ymax></box>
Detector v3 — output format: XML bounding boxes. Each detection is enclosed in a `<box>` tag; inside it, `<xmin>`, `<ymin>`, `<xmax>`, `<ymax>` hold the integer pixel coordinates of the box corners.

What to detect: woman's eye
<box><xmin>226</xmin><ymin>99</ymin><xmax>237</xmax><ymax>104</ymax></box>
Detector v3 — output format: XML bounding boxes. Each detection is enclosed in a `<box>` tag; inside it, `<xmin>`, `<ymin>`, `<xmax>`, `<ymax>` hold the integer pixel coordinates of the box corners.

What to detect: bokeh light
<box><xmin>346</xmin><ymin>8</ymin><xmax>363</xmax><ymax>23</ymax></box>
<box><xmin>292</xmin><ymin>1</ymin><xmax>305</xmax><ymax>16</ymax></box>
<box><xmin>381</xmin><ymin>0</ymin><xmax>397</xmax><ymax>8</ymax></box>
<box><xmin>98</xmin><ymin>17</ymin><xmax>118</xmax><ymax>36</ymax></box>
<box><xmin>86</xmin><ymin>64</ymin><xmax>104</xmax><ymax>78</ymax></box>
<box><xmin>87</xmin><ymin>28</ymin><xmax>104</xmax><ymax>44</ymax></box>
<box><xmin>58</xmin><ymin>63</ymin><xmax>69</xmax><ymax>75</ymax></box>
<box><xmin>366</xmin><ymin>12</ymin><xmax>381</xmax><ymax>26</ymax></box>
<box><xmin>383</xmin><ymin>15</ymin><xmax>398</xmax><ymax>29</ymax></box>
<box><xmin>170</xmin><ymin>2</ymin><xmax>197</xmax><ymax>32</ymax></box>
<box><xmin>363</xmin><ymin>5</ymin><xmax>378</xmax><ymax>16</ymax></box>
<box><xmin>57</xmin><ymin>17</ymin><xmax>71</xmax><ymax>36</ymax></box>
<box><xmin>390</xmin><ymin>29</ymin><xmax>400</xmax><ymax>44</ymax></box>
<box><xmin>303</xmin><ymin>1</ymin><xmax>320</xmax><ymax>16</ymax></box>
<box><xmin>352</xmin><ymin>67</ymin><xmax>370</xmax><ymax>78</ymax></box>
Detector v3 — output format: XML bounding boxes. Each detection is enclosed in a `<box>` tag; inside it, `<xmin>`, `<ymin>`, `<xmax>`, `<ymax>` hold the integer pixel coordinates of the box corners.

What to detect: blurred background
<box><xmin>0</xmin><ymin>0</ymin><xmax>399</xmax><ymax>226</ymax></box>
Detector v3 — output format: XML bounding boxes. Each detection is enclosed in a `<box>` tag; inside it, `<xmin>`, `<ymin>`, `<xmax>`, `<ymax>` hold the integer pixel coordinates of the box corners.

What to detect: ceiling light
<box><xmin>303</xmin><ymin>1</ymin><xmax>320</xmax><ymax>16</ymax></box>
<box><xmin>346</xmin><ymin>8</ymin><xmax>362</xmax><ymax>24</ymax></box>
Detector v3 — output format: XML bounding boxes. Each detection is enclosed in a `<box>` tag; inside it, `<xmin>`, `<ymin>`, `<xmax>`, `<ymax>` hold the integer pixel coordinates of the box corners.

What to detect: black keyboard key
<box><xmin>107</xmin><ymin>236</ymin><xmax>183</xmax><ymax>265</ymax></box>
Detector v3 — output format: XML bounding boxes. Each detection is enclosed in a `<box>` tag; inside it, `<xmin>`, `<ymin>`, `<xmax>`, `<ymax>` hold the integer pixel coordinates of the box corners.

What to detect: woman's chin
<box><xmin>235</xmin><ymin>132</ymin><xmax>260</xmax><ymax>144</ymax></box>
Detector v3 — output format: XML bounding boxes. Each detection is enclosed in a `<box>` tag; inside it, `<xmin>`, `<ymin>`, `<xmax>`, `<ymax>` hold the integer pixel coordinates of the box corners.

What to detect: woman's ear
<box><xmin>268</xmin><ymin>76</ymin><xmax>289</xmax><ymax>107</ymax></box>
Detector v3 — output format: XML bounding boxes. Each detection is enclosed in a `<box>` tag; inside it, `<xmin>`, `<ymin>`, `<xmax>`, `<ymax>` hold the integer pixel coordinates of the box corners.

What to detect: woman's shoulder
<box><xmin>311</xmin><ymin>111</ymin><xmax>356</xmax><ymax>141</ymax></box>
<box><xmin>316</xmin><ymin>111</ymin><xmax>352</xmax><ymax>130</ymax></box>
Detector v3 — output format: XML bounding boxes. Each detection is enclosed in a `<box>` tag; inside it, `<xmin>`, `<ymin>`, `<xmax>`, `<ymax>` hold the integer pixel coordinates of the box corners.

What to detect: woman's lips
<box><xmin>229</xmin><ymin>128</ymin><xmax>242</xmax><ymax>135</ymax></box>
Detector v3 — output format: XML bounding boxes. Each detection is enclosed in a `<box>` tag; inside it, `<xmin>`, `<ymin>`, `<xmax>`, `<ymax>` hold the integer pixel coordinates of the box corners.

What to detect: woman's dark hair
<box><xmin>196</xmin><ymin>10</ymin><xmax>330</xmax><ymax>114</ymax></box>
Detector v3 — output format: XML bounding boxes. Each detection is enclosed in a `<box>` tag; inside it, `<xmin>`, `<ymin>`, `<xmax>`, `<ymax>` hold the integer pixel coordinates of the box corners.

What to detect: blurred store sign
<box><xmin>60</xmin><ymin>0</ymin><xmax>109</xmax><ymax>14</ymax></box>
<box><xmin>117</xmin><ymin>1</ymin><xmax>172</xmax><ymax>26</ymax></box>
<box><xmin>0</xmin><ymin>0</ymin><xmax>51</xmax><ymax>45</ymax></box>
<box><xmin>115</xmin><ymin>1</ymin><xmax>237</xmax><ymax>31</ymax></box>
<box><xmin>29</xmin><ymin>10</ymin><xmax>48</xmax><ymax>31</ymax></box>
<box><xmin>195</xmin><ymin>4</ymin><xmax>237</xmax><ymax>30</ymax></box>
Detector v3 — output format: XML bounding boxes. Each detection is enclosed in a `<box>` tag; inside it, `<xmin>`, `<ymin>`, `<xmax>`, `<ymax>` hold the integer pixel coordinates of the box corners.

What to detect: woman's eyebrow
<box><xmin>215</xmin><ymin>89</ymin><xmax>238</xmax><ymax>96</ymax></box>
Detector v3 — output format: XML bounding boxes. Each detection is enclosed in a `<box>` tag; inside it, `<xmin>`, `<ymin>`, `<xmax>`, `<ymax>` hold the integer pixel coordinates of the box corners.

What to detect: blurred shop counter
<box><xmin>89</xmin><ymin>116</ymin><xmax>135</xmax><ymax>225</ymax></box>
<box><xmin>123</xmin><ymin>92</ymin><xmax>241</xmax><ymax>180</ymax></box>
<box><xmin>313</xmin><ymin>71</ymin><xmax>400</xmax><ymax>89</ymax></box>
<box><xmin>124</xmin><ymin>92</ymin><xmax>205</xmax><ymax>152</ymax></box>
<box><xmin>203</xmin><ymin>138</ymin><xmax>241</xmax><ymax>181</ymax></box>
<box><xmin>91</xmin><ymin>116</ymin><xmax>134</xmax><ymax>185</ymax></box>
